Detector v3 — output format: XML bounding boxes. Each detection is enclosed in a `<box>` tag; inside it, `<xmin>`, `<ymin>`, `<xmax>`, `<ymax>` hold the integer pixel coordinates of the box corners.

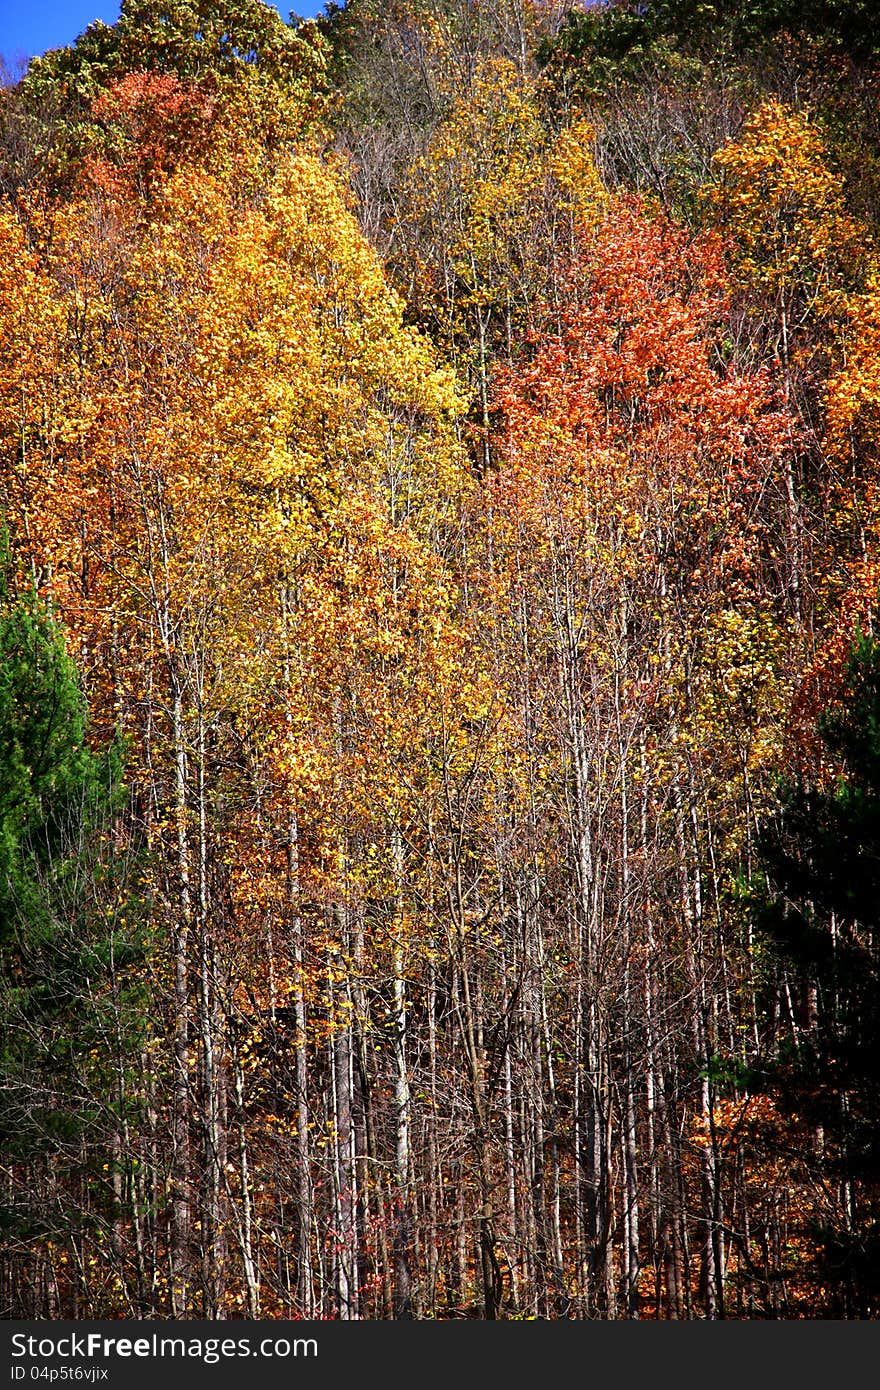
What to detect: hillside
<box><xmin>1</xmin><ymin>0</ymin><xmax>878</xmax><ymax>1319</ymax></box>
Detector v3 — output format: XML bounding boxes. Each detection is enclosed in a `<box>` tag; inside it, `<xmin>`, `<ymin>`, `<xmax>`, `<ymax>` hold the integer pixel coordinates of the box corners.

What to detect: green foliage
<box><xmin>762</xmin><ymin>629</ymin><xmax>880</xmax><ymax>931</ymax></box>
<box><xmin>4</xmin><ymin>0</ymin><xmax>880</xmax><ymax>1319</ymax></box>
<box><xmin>700</xmin><ymin>1049</ymin><xmax>758</xmax><ymax>1094</ymax></box>
<box><xmin>754</xmin><ymin>624</ymin><xmax>880</xmax><ymax>1314</ymax></box>
<box><xmin>0</xmin><ymin>542</ymin><xmax>109</xmax><ymax>940</ymax></box>
<box><xmin>1</xmin><ymin>0</ymin><xmax>328</xmax><ymax>194</ymax></box>
<box><xmin>24</xmin><ymin>0</ymin><xmax>320</xmax><ymax>95</ymax></box>
<box><xmin>543</xmin><ymin>0</ymin><xmax>880</xmax><ymax>76</ymax></box>
<box><xmin>0</xmin><ymin>531</ymin><xmax>147</xmax><ymax>1235</ymax></box>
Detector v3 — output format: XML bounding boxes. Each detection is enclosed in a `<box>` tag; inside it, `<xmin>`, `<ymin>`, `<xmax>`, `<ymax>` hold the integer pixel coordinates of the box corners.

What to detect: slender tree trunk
<box><xmin>391</xmin><ymin>830</ymin><xmax>413</xmax><ymax>1318</ymax></box>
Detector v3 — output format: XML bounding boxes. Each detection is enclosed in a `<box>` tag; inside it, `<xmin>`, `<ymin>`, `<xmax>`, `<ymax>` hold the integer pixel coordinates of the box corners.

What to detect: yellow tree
<box><xmin>468</xmin><ymin>193</ymin><xmax>796</xmax><ymax>1316</ymax></box>
<box><xmin>704</xmin><ymin>100</ymin><xmax>871</xmax><ymax>624</ymax></box>
<box><xmin>10</xmin><ymin>0</ymin><xmax>328</xmax><ymax>196</ymax></box>
<box><xmin>400</xmin><ymin>55</ymin><xmax>605</xmax><ymax>467</ymax></box>
<box><xmin>0</xmin><ymin>139</ymin><xmax>468</xmax><ymax>1315</ymax></box>
<box><xmin>708</xmin><ymin>99</ymin><xmax>865</xmax><ymax>342</ymax></box>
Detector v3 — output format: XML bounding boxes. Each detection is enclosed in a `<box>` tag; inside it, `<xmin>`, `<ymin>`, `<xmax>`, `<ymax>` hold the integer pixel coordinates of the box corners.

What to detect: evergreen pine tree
<box><xmin>0</xmin><ymin>530</ymin><xmax>146</xmax><ymax>1270</ymax></box>
<box><xmin>756</xmin><ymin>626</ymin><xmax>880</xmax><ymax>1316</ymax></box>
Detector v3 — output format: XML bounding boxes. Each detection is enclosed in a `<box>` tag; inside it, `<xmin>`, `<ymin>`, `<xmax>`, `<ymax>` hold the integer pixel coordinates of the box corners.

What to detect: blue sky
<box><xmin>0</xmin><ymin>2</ymin><xmax>329</xmax><ymax>68</ymax></box>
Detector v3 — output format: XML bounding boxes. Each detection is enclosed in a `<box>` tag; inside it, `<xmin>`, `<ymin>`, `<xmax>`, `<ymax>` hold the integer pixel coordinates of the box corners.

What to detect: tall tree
<box><xmin>754</xmin><ymin>623</ymin><xmax>880</xmax><ymax>1316</ymax></box>
<box><xmin>0</xmin><ymin>533</ymin><xmax>147</xmax><ymax>1316</ymax></box>
<box><xmin>1</xmin><ymin>0</ymin><xmax>328</xmax><ymax>197</ymax></box>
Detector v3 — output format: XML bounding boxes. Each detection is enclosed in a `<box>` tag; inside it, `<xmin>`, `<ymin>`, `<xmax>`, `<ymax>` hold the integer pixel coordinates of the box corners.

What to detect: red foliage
<box><xmin>492</xmin><ymin>197</ymin><xmax>796</xmax><ymax>601</ymax></box>
<box><xmin>86</xmin><ymin>72</ymin><xmax>217</xmax><ymax>193</ymax></box>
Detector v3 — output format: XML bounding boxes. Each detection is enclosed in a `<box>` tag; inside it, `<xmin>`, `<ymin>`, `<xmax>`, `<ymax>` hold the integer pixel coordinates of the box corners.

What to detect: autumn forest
<box><xmin>1</xmin><ymin>0</ymin><xmax>879</xmax><ymax>1320</ymax></box>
